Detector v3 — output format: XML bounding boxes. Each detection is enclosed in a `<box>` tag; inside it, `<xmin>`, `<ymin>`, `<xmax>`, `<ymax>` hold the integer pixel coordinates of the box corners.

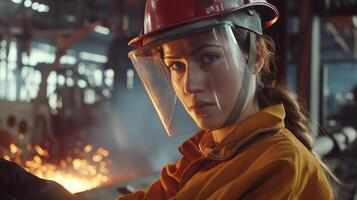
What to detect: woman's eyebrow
<box><xmin>163</xmin><ymin>44</ymin><xmax>222</xmax><ymax>59</ymax></box>
<box><xmin>163</xmin><ymin>55</ymin><xmax>179</xmax><ymax>59</ymax></box>
<box><xmin>189</xmin><ymin>44</ymin><xmax>222</xmax><ymax>56</ymax></box>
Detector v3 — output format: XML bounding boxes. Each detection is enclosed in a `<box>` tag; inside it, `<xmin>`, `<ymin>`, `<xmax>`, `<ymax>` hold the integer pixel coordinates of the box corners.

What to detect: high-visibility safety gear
<box><xmin>128</xmin><ymin>0</ymin><xmax>278</xmax><ymax>136</ymax></box>
<box><xmin>118</xmin><ymin>105</ymin><xmax>334</xmax><ymax>200</ymax></box>
<box><xmin>129</xmin><ymin>0</ymin><xmax>279</xmax><ymax>47</ymax></box>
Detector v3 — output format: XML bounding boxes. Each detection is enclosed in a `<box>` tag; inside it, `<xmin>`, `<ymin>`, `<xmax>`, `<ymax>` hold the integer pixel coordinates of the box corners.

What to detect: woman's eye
<box><xmin>169</xmin><ymin>62</ymin><xmax>186</xmax><ymax>72</ymax></box>
<box><xmin>201</xmin><ymin>54</ymin><xmax>220</xmax><ymax>64</ymax></box>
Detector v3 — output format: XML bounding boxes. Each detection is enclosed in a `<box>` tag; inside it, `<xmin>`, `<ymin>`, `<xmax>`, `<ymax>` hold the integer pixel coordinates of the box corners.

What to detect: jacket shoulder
<box><xmin>246</xmin><ymin>128</ymin><xmax>334</xmax><ymax>199</ymax></box>
<box><xmin>253</xmin><ymin>128</ymin><xmax>314</xmax><ymax>165</ymax></box>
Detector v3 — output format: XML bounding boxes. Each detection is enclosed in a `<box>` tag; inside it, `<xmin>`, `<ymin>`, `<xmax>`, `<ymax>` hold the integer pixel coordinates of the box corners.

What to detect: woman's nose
<box><xmin>184</xmin><ymin>62</ymin><xmax>206</xmax><ymax>94</ymax></box>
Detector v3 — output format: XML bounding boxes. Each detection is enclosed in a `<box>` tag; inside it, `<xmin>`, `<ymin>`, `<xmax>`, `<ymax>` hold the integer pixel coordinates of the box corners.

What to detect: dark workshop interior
<box><xmin>0</xmin><ymin>0</ymin><xmax>357</xmax><ymax>199</ymax></box>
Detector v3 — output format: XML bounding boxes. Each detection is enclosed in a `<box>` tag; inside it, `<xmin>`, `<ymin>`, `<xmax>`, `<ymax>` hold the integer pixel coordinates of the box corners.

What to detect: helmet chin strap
<box><xmin>220</xmin><ymin>31</ymin><xmax>257</xmax><ymax>128</ymax></box>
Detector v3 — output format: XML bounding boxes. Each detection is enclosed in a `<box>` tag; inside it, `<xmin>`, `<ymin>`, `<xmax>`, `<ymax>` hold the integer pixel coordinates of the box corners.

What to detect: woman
<box><xmin>120</xmin><ymin>0</ymin><xmax>335</xmax><ymax>199</ymax></box>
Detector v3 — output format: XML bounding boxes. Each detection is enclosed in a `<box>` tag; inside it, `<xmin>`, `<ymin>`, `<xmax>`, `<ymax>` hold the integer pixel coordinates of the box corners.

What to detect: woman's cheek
<box><xmin>211</xmin><ymin>66</ymin><xmax>242</xmax><ymax>115</ymax></box>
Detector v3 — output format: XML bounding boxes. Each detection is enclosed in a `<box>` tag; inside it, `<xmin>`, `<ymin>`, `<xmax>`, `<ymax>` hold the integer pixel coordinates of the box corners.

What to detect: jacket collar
<box><xmin>178</xmin><ymin>104</ymin><xmax>286</xmax><ymax>161</ymax></box>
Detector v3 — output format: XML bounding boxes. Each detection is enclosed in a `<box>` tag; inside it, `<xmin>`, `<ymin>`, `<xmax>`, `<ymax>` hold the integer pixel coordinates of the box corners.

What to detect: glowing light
<box><xmin>92</xmin><ymin>155</ymin><xmax>102</xmax><ymax>162</ymax></box>
<box><xmin>94</xmin><ymin>25</ymin><xmax>110</xmax><ymax>35</ymax></box>
<box><xmin>31</xmin><ymin>2</ymin><xmax>39</xmax><ymax>10</ymax></box>
<box><xmin>127</xmin><ymin>69</ymin><xmax>134</xmax><ymax>89</ymax></box>
<box><xmin>66</xmin><ymin>77</ymin><xmax>75</xmax><ymax>87</ymax></box>
<box><xmin>2</xmin><ymin>144</ymin><xmax>111</xmax><ymax>193</ymax></box>
<box><xmin>103</xmin><ymin>89</ymin><xmax>111</xmax><ymax>98</ymax></box>
<box><xmin>94</xmin><ymin>69</ymin><xmax>103</xmax><ymax>86</ymax></box>
<box><xmin>84</xmin><ymin>89</ymin><xmax>96</xmax><ymax>104</ymax></box>
<box><xmin>24</xmin><ymin>0</ymin><xmax>32</xmax><ymax>7</ymax></box>
<box><xmin>84</xmin><ymin>145</ymin><xmax>92</xmax><ymax>153</ymax></box>
<box><xmin>20</xmin><ymin>1</ymin><xmax>51</xmax><ymax>13</ymax></box>
<box><xmin>79</xmin><ymin>52</ymin><xmax>108</xmax><ymax>63</ymax></box>
<box><xmin>10</xmin><ymin>144</ymin><xmax>19</xmax><ymax>154</ymax></box>
<box><xmin>77</xmin><ymin>79</ymin><xmax>88</xmax><ymax>88</ymax></box>
<box><xmin>34</xmin><ymin>145</ymin><xmax>49</xmax><ymax>157</ymax></box>
<box><xmin>105</xmin><ymin>69</ymin><xmax>114</xmax><ymax>78</ymax></box>
<box><xmin>3</xmin><ymin>155</ymin><xmax>10</xmax><ymax>161</ymax></box>
<box><xmin>37</xmin><ymin>4</ymin><xmax>46</xmax><ymax>12</ymax></box>
<box><xmin>44</xmin><ymin>5</ymin><xmax>50</xmax><ymax>12</ymax></box>
<box><xmin>11</xmin><ymin>0</ymin><xmax>23</xmax><ymax>4</ymax></box>
<box><xmin>37</xmin><ymin>4</ymin><xmax>49</xmax><ymax>13</ymax></box>
<box><xmin>60</xmin><ymin>55</ymin><xmax>77</xmax><ymax>65</ymax></box>
<box><xmin>104</xmin><ymin>69</ymin><xmax>114</xmax><ymax>87</ymax></box>
<box><xmin>78</xmin><ymin>63</ymin><xmax>87</xmax><ymax>75</ymax></box>
<box><xmin>56</xmin><ymin>75</ymin><xmax>65</xmax><ymax>86</ymax></box>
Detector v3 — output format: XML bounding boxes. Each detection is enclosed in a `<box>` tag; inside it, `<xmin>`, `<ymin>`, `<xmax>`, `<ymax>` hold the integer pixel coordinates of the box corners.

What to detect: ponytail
<box><xmin>255</xmin><ymin>34</ymin><xmax>340</xmax><ymax>183</ymax></box>
<box><xmin>256</xmin><ymin>85</ymin><xmax>313</xmax><ymax>150</ymax></box>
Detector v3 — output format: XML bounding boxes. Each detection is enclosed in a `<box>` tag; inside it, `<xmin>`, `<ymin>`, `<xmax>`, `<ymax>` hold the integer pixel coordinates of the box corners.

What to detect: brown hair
<box><xmin>254</xmin><ymin>34</ymin><xmax>340</xmax><ymax>183</ymax></box>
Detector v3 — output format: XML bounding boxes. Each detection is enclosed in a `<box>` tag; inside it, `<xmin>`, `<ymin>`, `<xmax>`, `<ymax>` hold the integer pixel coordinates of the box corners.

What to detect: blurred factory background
<box><xmin>0</xmin><ymin>0</ymin><xmax>357</xmax><ymax>199</ymax></box>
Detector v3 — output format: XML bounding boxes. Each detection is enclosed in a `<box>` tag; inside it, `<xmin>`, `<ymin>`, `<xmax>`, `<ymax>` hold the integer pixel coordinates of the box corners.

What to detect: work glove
<box><xmin>0</xmin><ymin>158</ymin><xmax>82</xmax><ymax>200</ymax></box>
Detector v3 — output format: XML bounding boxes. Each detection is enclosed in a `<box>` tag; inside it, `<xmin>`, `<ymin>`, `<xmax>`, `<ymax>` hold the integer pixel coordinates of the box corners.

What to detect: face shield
<box><xmin>129</xmin><ymin>24</ymin><xmax>257</xmax><ymax>136</ymax></box>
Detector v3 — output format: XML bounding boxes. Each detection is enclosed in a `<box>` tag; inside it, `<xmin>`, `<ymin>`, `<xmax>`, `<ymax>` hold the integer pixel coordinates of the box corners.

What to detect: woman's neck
<box><xmin>212</xmin><ymin>99</ymin><xmax>260</xmax><ymax>144</ymax></box>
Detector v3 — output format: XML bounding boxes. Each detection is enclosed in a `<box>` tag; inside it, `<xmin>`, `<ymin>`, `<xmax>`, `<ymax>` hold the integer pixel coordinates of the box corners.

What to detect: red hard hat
<box><xmin>129</xmin><ymin>0</ymin><xmax>279</xmax><ymax>46</ymax></box>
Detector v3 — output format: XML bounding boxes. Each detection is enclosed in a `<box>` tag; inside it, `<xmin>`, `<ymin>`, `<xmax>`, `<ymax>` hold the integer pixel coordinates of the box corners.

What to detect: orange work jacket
<box><xmin>118</xmin><ymin>104</ymin><xmax>334</xmax><ymax>200</ymax></box>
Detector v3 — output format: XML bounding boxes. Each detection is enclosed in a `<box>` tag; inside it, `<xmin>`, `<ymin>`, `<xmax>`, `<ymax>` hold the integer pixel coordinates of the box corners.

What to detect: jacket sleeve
<box><xmin>118</xmin><ymin>160</ymin><xmax>183</xmax><ymax>200</ymax></box>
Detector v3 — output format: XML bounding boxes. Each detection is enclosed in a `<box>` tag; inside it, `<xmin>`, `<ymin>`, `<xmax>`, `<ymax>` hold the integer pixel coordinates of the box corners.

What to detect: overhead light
<box><xmin>14</xmin><ymin>0</ymin><xmax>50</xmax><ymax>13</ymax></box>
<box><xmin>31</xmin><ymin>2</ymin><xmax>39</xmax><ymax>10</ymax></box>
<box><xmin>37</xmin><ymin>4</ymin><xmax>49</xmax><ymax>13</ymax></box>
<box><xmin>37</xmin><ymin>4</ymin><xmax>46</xmax><ymax>12</ymax></box>
<box><xmin>94</xmin><ymin>26</ymin><xmax>110</xmax><ymax>35</ymax></box>
<box><xmin>44</xmin><ymin>5</ymin><xmax>50</xmax><ymax>12</ymax></box>
<box><xmin>79</xmin><ymin>52</ymin><xmax>108</xmax><ymax>63</ymax></box>
<box><xmin>105</xmin><ymin>69</ymin><xmax>114</xmax><ymax>78</ymax></box>
<box><xmin>24</xmin><ymin>0</ymin><xmax>32</xmax><ymax>7</ymax></box>
<box><xmin>11</xmin><ymin>0</ymin><xmax>23</xmax><ymax>4</ymax></box>
<box><xmin>77</xmin><ymin>79</ymin><xmax>88</xmax><ymax>89</ymax></box>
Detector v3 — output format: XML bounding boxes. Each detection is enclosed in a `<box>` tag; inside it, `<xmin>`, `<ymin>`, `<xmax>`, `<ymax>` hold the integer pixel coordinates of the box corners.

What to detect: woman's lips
<box><xmin>189</xmin><ymin>101</ymin><xmax>215</xmax><ymax>116</ymax></box>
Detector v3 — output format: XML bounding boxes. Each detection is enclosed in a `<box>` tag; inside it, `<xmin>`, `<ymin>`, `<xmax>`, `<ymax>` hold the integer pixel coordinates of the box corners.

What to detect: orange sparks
<box><xmin>2</xmin><ymin>143</ymin><xmax>111</xmax><ymax>193</ymax></box>
<box><xmin>84</xmin><ymin>145</ymin><xmax>92</xmax><ymax>153</ymax></box>
<box><xmin>34</xmin><ymin>145</ymin><xmax>49</xmax><ymax>157</ymax></box>
<box><xmin>10</xmin><ymin>144</ymin><xmax>20</xmax><ymax>154</ymax></box>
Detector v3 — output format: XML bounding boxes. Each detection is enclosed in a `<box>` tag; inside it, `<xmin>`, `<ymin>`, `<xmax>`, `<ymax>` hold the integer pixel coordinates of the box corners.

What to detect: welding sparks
<box><xmin>34</xmin><ymin>145</ymin><xmax>49</xmax><ymax>157</ymax></box>
<box><xmin>84</xmin><ymin>145</ymin><xmax>93</xmax><ymax>153</ymax></box>
<box><xmin>10</xmin><ymin>144</ymin><xmax>20</xmax><ymax>154</ymax></box>
<box><xmin>2</xmin><ymin>143</ymin><xmax>111</xmax><ymax>193</ymax></box>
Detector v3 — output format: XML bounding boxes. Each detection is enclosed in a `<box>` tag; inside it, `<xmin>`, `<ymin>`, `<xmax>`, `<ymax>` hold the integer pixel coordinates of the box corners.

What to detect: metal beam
<box><xmin>297</xmin><ymin>0</ymin><xmax>314</xmax><ymax>111</ymax></box>
<box><xmin>311</xmin><ymin>17</ymin><xmax>321</xmax><ymax>137</ymax></box>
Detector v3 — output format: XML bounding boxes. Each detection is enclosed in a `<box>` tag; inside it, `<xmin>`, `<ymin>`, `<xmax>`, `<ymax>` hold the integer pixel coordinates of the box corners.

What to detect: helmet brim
<box><xmin>128</xmin><ymin>2</ymin><xmax>279</xmax><ymax>47</ymax></box>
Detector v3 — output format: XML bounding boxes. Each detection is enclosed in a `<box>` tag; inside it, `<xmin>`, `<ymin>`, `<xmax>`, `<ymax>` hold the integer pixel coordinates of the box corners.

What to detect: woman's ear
<box><xmin>253</xmin><ymin>53</ymin><xmax>264</xmax><ymax>74</ymax></box>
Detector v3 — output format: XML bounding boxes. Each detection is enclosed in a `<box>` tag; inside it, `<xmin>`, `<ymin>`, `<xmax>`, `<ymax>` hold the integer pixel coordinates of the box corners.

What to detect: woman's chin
<box><xmin>194</xmin><ymin>116</ymin><xmax>222</xmax><ymax>131</ymax></box>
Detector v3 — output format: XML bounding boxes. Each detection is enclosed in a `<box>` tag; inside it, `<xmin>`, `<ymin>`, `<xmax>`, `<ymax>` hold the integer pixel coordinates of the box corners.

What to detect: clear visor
<box><xmin>129</xmin><ymin>25</ymin><xmax>255</xmax><ymax>136</ymax></box>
